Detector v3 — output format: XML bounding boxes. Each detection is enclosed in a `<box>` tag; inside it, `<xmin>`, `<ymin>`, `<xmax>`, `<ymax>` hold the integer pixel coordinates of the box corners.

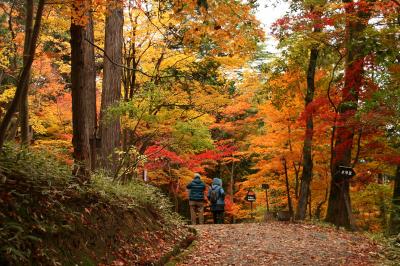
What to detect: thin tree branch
<box><xmin>7</xmin><ymin>1</ymin><xmax>18</xmax><ymax>69</ymax></box>
<box><xmin>330</xmin><ymin>116</ymin><xmax>337</xmax><ymax>174</ymax></box>
<box><xmin>85</xmin><ymin>38</ymin><xmax>154</xmax><ymax>78</ymax></box>
<box><xmin>86</xmin><ymin>38</ymin><xmax>184</xmax><ymax>80</ymax></box>
<box><xmin>327</xmin><ymin>54</ymin><xmax>345</xmax><ymax>113</ymax></box>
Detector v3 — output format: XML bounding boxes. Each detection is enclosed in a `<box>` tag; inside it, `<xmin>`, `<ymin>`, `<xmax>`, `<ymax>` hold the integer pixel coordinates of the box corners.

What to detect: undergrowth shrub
<box><xmin>0</xmin><ymin>143</ymin><xmax>71</xmax><ymax>184</ymax></box>
<box><xmin>0</xmin><ymin>143</ymin><xmax>183</xmax><ymax>265</ymax></box>
<box><xmin>92</xmin><ymin>172</ymin><xmax>183</xmax><ymax>224</ymax></box>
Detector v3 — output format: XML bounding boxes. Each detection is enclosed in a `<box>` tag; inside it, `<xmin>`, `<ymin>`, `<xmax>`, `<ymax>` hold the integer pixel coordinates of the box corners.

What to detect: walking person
<box><xmin>187</xmin><ymin>173</ymin><xmax>206</xmax><ymax>225</ymax></box>
<box><xmin>208</xmin><ymin>177</ymin><xmax>225</xmax><ymax>224</ymax></box>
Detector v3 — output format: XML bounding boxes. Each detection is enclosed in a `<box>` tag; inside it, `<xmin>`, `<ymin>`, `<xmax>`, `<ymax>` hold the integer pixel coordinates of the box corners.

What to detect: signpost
<box><xmin>336</xmin><ymin>166</ymin><xmax>356</xmax><ymax>228</ymax></box>
<box><xmin>245</xmin><ymin>190</ymin><xmax>256</xmax><ymax>219</ymax></box>
<box><xmin>262</xmin><ymin>183</ymin><xmax>270</xmax><ymax>212</ymax></box>
<box><xmin>261</xmin><ymin>184</ymin><xmax>270</xmax><ymax>189</ymax></box>
<box><xmin>338</xmin><ymin>166</ymin><xmax>356</xmax><ymax>179</ymax></box>
<box><xmin>245</xmin><ymin>192</ymin><xmax>256</xmax><ymax>202</ymax></box>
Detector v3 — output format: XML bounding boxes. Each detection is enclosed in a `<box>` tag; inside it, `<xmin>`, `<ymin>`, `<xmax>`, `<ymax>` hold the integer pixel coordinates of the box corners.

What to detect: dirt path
<box><xmin>177</xmin><ymin>223</ymin><xmax>383</xmax><ymax>266</ymax></box>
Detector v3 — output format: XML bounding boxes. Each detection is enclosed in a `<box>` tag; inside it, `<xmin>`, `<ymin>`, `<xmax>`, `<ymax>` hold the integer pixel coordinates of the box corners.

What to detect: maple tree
<box><xmin>252</xmin><ymin>0</ymin><xmax>400</xmax><ymax>231</ymax></box>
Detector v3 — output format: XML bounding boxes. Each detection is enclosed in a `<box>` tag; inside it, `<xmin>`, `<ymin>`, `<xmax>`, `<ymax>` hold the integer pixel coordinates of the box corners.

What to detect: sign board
<box><xmin>245</xmin><ymin>191</ymin><xmax>256</xmax><ymax>202</ymax></box>
<box><xmin>338</xmin><ymin>166</ymin><xmax>356</xmax><ymax>179</ymax></box>
<box><xmin>262</xmin><ymin>184</ymin><xmax>269</xmax><ymax>190</ymax></box>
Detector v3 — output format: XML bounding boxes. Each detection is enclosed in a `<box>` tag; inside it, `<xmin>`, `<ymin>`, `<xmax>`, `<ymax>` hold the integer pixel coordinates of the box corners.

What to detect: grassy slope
<box><xmin>0</xmin><ymin>144</ymin><xmax>193</xmax><ymax>265</ymax></box>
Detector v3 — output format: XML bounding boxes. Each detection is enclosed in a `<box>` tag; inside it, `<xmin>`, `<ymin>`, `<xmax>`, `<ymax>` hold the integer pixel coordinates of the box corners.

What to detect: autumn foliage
<box><xmin>0</xmin><ymin>0</ymin><xmax>399</xmax><ymax>234</ymax></box>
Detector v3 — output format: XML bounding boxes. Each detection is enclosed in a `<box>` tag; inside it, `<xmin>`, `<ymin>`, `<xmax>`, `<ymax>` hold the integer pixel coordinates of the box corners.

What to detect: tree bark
<box><xmin>99</xmin><ymin>2</ymin><xmax>123</xmax><ymax>171</ymax></box>
<box><xmin>293</xmin><ymin>161</ymin><xmax>300</xmax><ymax>199</ymax></box>
<box><xmin>296</xmin><ymin>45</ymin><xmax>319</xmax><ymax>220</ymax></box>
<box><xmin>0</xmin><ymin>70</ymin><xmax>4</xmax><ymax>85</ymax></box>
<box><xmin>19</xmin><ymin>0</ymin><xmax>34</xmax><ymax>146</ymax></box>
<box><xmin>283</xmin><ymin>158</ymin><xmax>294</xmax><ymax>218</ymax></box>
<box><xmin>70</xmin><ymin>0</ymin><xmax>93</xmax><ymax>180</ymax></box>
<box><xmin>308</xmin><ymin>189</ymin><xmax>312</xmax><ymax>219</ymax></box>
<box><xmin>315</xmin><ymin>186</ymin><xmax>328</xmax><ymax>219</ymax></box>
<box><xmin>84</xmin><ymin>14</ymin><xmax>97</xmax><ymax>170</ymax></box>
<box><xmin>5</xmin><ymin>115</ymin><xmax>19</xmax><ymax>141</ymax></box>
<box><xmin>389</xmin><ymin>165</ymin><xmax>400</xmax><ymax>235</ymax></box>
<box><xmin>0</xmin><ymin>0</ymin><xmax>45</xmax><ymax>150</ymax></box>
<box><xmin>325</xmin><ymin>0</ymin><xmax>369</xmax><ymax>229</ymax></box>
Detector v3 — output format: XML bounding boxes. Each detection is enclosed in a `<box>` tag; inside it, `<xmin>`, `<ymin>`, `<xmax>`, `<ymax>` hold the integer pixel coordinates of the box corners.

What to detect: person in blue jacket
<box><xmin>208</xmin><ymin>177</ymin><xmax>225</xmax><ymax>224</ymax></box>
<box><xmin>186</xmin><ymin>173</ymin><xmax>206</xmax><ymax>224</ymax></box>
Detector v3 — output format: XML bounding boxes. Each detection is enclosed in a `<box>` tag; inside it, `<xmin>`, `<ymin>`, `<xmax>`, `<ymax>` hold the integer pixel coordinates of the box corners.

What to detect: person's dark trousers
<box><xmin>212</xmin><ymin>211</ymin><xmax>224</xmax><ymax>224</ymax></box>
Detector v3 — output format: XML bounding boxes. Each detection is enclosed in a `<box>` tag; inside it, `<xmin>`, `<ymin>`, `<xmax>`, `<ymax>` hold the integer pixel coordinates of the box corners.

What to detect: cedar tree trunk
<box><xmin>99</xmin><ymin>3</ymin><xmax>123</xmax><ymax>171</ymax></box>
<box><xmin>84</xmin><ymin>14</ymin><xmax>97</xmax><ymax>170</ymax></box>
<box><xmin>20</xmin><ymin>0</ymin><xmax>34</xmax><ymax>146</ymax></box>
<box><xmin>70</xmin><ymin>0</ymin><xmax>94</xmax><ymax>180</ymax></box>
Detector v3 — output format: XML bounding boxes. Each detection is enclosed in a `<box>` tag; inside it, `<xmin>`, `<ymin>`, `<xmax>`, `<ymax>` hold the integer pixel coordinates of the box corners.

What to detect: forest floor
<box><xmin>174</xmin><ymin>222</ymin><xmax>387</xmax><ymax>266</ymax></box>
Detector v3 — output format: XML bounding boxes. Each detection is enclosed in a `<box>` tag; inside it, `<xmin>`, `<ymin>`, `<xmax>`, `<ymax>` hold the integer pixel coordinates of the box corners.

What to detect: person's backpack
<box><xmin>210</xmin><ymin>187</ymin><xmax>219</xmax><ymax>203</ymax></box>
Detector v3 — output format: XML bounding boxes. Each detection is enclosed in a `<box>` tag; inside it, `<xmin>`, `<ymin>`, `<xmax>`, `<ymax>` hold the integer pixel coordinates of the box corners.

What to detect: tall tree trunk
<box><xmin>296</xmin><ymin>45</ymin><xmax>319</xmax><ymax>220</ymax></box>
<box><xmin>122</xmin><ymin>7</ymin><xmax>139</xmax><ymax>150</ymax></box>
<box><xmin>389</xmin><ymin>165</ymin><xmax>400</xmax><ymax>235</ymax></box>
<box><xmin>308</xmin><ymin>189</ymin><xmax>312</xmax><ymax>219</ymax></box>
<box><xmin>325</xmin><ymin>0</ymin><xmax>369</xmax><ymax>229</ymax></box>
<box><xmin>283</xmin><ymin>158</ymin><xmax>294</xmax><ymax>218</ymax></box>
<box><xmin>99</xmin><ymin>3</ymin><xmax>123</xmax><ymax>171</ymax></box>
<box><xmin>70</xmin><ymin>0</ymin><xmax>93</xmax><ymax>180</ymax></box>
<box><xmin>388</xmin><ymin>9</ymin><xmax>400</xmax><ymax>236</ymax></box>
<box><xmin>20</xmin><ymin>0</ymin><xmax>34</xmax><ymax>146</ymax></box>
<box><xmin>84</xmin><ymin>14</ymin><xmax>97</xmax><ymax>170</ymax></box>
<box><xmin>293</xmin><ymin>161</ymin><xmax>300</xmax><ymax>199</ymax></box>
<box><xmin>0</xmin><ymin>0</ymin><xmax>44</xmax><ymax>150</ymax></box>
<box><xmin>231</xmin><ymin>159</ymin><xmax>236</xmax><ymax>223</ymax></box>
<box><xmin>315</xmin><ymin>186</ymin><xmax>328</xmax><ymax>219</ymax></box>
<box><xmin>5</xmin><ymin>116</ymin><xmax>19</xmax><ymax>141</ymax></box>
<box><xmin>0</xmin><ymin>70</ymin><xmax>4</xmax><ymax>85</ymax></box>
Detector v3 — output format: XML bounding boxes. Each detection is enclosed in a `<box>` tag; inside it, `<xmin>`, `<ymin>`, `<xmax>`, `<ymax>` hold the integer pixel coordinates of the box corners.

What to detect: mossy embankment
<box><xmin>0</xmin><ymin>145</ymin><xmax>194</xmax><ymax>265</ymax></box>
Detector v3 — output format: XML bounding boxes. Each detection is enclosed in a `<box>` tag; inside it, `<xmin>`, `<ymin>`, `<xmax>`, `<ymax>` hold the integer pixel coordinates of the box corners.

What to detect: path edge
<box><xmin>156</xmin><ymin>226</ymin><xmax>198</xmax><ymax>266</ymax></box>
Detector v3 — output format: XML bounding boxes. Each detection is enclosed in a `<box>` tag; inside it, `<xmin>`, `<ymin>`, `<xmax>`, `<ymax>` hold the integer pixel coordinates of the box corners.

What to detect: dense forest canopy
<box><xmin>0</xmin><ymin>0</ymin><xmax>399</xmax><ymax>233</ymax></box>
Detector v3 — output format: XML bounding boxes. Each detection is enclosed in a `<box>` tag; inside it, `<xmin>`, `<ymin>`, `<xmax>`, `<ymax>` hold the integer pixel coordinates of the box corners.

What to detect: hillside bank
<box><xmin>0</xmin><ymin>145</ymin><xmax>194</xmax><ymax>265</ymax></box>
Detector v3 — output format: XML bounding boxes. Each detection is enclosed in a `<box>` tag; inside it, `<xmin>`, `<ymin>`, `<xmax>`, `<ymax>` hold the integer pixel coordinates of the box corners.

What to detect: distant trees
<box><xmin>258</xmin><ymin>0</ymin><xmax>399</xmax><ymax>229</ymax></box>
<box><xmin>0</xmin><ymin>0</ymin><xmax>45</xmax><ymax>149</ymax></box>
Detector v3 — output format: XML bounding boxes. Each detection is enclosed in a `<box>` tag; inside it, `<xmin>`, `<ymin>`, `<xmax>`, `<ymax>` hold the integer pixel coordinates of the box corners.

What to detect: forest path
<box><xmin>177</xmin><ymin>223</ymin><xmax>383</xmax><ymax>266</ymax></box>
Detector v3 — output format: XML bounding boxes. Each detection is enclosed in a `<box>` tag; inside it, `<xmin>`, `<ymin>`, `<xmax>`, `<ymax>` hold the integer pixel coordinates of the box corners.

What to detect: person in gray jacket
<box><xmin>186</xmin><ymin>173</ymin><xmax>206</xmax><ymax>224</ymax></box>
<box><xmin>208</xmin><ymin>177</ymin><xmax>225</xmax><ymax>224</ymax></box>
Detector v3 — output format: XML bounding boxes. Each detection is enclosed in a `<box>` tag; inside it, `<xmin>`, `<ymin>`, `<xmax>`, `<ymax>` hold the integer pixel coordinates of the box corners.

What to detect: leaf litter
<box><xmin>178</xmin><ymin>222</ymin><xmax>383</xmax><ymax>266</ymax></box>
